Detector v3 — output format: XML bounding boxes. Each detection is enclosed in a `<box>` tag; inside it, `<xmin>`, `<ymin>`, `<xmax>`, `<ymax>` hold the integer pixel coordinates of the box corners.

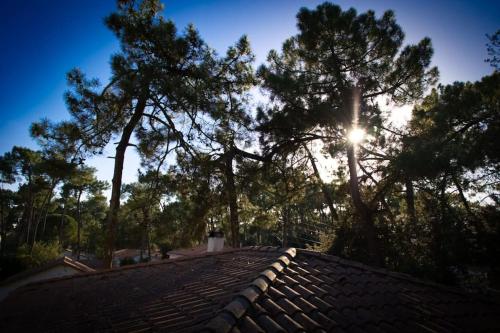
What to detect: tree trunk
<box><xmin>282</xmin><ymin>207</ymin><xmax>289</xmax><ymax>247</ymax></box>
<box><xmin>303</xmin><ymin>144</ymin><xmax>339</xmax><ymax>222</ymax></box>
<box><xmin>346</xmin><ymin>144</ymin><xmax>382</xmax><ymax>266</ymax></box>
<box><xmin>41</xmin><ymin>205</ymin><xmax>50</xmax><ymax>237</ymax></box>
<box><xmin>59</xmin><ymin>201</ymin><xmax>67</xmax><ymax>243</ymax></box>
<box><xmin>422</xmin><ymin>192</ymin><xmax>442</xmax><ymax>264</ymax></box>
<box><xmin>225</xmin><ymin>150</ymin><xmax>239</xmax><ymax>248</ymax></box>
<box><xmin>142</xmin><ymin>207</ymin><xmax>151</xmax><ymax>260</ymax></box>
<box><xmin>26</xmin><ymin>205</ymin><xmax>34</xmax><ymax>244</ymax></box>
<box><xmin>40</xmin><ymin>185</ymin><xmax>56</xmax><ymax>238</ymax></box>
<box><xmin>104</xmin><ymin>92</ymin><xmax>148</xmax><ymax>268</ymax></box>
<box><xmin>451</xmin><ymin>173</ymin><xmax>483</xmax><ymax>234</ymax></box>
<box><xmin>76</xmin><ymin>188</ymin><xmax>83</xmax><ymax>260</ymax></box>
<box><xmin>23</xmin><ymin>174</ymin><xmax>34</xmax><ymax>245</ymax></box>
<box><xmin>431</xmin><ymin>174</ymin><xmax>449</xmax><ymax>270</ymax></box>
<box><xmin>140</xmin><ymin>228</ymin><xmax>144</xmax><ymax>261</ymax></box>
<box><xmin>405</xmin><ymin>176</ymin><xmax>418</xmax><ymax>225</ymax></box>
<box><xmin>32</xmin><ymin>180</ymin><xmax>57</xmax><ymax>250</ymax></box>
<box><xmin>0</xmin><ymin>189</ymin><xmax>5</xmax><ymax>258</ymax></box>
<box><xmin>147</xmin><ymin>225</ymin><xmax>151</xmax><ymax>259</ymax></box>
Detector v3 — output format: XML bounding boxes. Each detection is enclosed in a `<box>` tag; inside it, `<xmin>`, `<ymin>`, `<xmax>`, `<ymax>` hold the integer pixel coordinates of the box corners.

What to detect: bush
<box><xmin>119</xmin><ymin>257</ymin><xmax>136</xmax><ymax>266</ymax></box>
<box><xmin>16</xmin><ymin>241</ymin><xmax>61</xmax><ymax>268</ymax></box>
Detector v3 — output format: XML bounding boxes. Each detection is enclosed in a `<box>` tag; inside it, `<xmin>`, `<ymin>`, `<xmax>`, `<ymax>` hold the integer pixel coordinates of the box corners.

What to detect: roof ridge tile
<box><xmin>239</xmin><ymin>286</ymin><xmax>262</xmax><ymax>304</ymax></box>
<box><xmin>252</xmin><ymin>277</ymin><xmax>271</xmax><ymax>293</ymax></box>
<box><xmin>269</xmin><ymin>261</ymin><xmax>286</xmax><ymax>274</ymax></box>
<box><xmin>202</xmin><ymin>247</ymin><xmax>297</xmax><ymax>333</ymax></box>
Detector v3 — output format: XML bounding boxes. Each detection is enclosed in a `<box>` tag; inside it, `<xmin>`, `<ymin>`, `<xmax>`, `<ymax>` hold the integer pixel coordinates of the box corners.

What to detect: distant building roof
<box><xmin>1</xmin><ymin>247</ymin><xmax>499</xmax><ymax>332</ymax></box>
<box><xmin>64</xmin><ymin>250</ymin><xmax>106</xmax><ymax>269</ymax></box>
<box><xmin>0</xmin><ymin>256</ymin><xmax>94</xmax><ymax>302</ymax></box>
<box><xmin>1</xmin><ymin>256</ymin><xmax>94</xmax><ymax>286</ymax></box>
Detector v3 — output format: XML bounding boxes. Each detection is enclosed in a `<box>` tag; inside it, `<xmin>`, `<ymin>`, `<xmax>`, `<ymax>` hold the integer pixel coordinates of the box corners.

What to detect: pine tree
<box><xmin>258</xmin><ymin>2</ymin><xmax>438</xmax><ymax>264</ymax></box>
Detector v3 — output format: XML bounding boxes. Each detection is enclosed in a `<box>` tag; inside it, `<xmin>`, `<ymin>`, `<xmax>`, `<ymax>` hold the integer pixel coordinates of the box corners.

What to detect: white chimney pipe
<box><xmin>207</xmin><ymin>230</ymin><xmax>224</xmax><ymax>252</ymax></box>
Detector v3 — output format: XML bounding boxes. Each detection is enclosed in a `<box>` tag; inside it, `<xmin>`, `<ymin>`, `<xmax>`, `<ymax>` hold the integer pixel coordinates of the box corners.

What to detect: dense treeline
<box><xmin>0</xmin><ymin>0</ymin><xmax>499</xmax><ymax>290</ymax></box>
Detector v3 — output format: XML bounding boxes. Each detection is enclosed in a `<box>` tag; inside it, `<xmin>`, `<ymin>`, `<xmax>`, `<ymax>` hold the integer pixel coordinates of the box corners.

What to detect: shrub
<box><xmin>16</xmin><ymin>241</ymin><xmax>61</xmax><ymax>268</ymax></box>
<box><xmin>119</xmin><ymin>257</ymin><xmax>136</xmax><ymax>266</ymax></box>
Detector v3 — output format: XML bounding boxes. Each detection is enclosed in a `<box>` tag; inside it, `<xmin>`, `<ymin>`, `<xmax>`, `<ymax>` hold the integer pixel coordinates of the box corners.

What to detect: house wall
<box><xmin>0</xmin><ymin>265</ymin><xmax>81</xmax><ymax>302</ymax></box>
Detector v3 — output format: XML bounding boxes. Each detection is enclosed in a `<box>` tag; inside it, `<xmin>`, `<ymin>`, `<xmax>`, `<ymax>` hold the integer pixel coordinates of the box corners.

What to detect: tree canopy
<box><xmin>1</xmin><ymin>0</ymin><xmax>499</xmax><ymax>290</ymax></box>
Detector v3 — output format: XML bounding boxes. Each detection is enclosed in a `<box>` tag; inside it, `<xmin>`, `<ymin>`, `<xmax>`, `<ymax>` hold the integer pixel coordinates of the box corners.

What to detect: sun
<box><xmin>348</xmin><ymin>128</ymin><xmax>366</xmax><ymax>144</ymax></box>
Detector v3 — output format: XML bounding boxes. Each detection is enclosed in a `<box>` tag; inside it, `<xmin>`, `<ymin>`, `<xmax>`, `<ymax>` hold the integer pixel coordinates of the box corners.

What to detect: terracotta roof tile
<box><xmin>2</xmin><ymin>246</ymin><xmax>500</xmax><ymax>332</ymax></box>
<box><xmin>210</xmin><ymin>249</ymin><xmax>500</xmax><ymax>332</ymax></box>
<box><xmin>287</xmin><ymin>295</ymin><xmax>318</xmax><ymax>314</ymax></box>
<box><xmin>277</xmin><ymin>284</ymin><xmax>302</xmax><ymax>301</ymax></box>
<box><xmin>237</xmin><ymin>316</ymin><xmax>264</xmax><ymax>333</ymax></box>
<box><xmin>274</xmin><ymin>297</ymin><xmax>300</xmax><ymax>316</ymax></box>
<box><xmin>284</xmin><ymin>310</ymin><xmax>318</xmax><ymax>332</ymax></box>
<box><xmin>273</xmin><ymin>313</ymin><xmax>304</xmax><ymax>333</ymax></box>
<box><xmin>252</xmin><ymin>314</ymin><xmax>285</xmax><ymax>332</ymax></box>
<box><xmin>0</xmin><ymin>248</ymin><xmax>279</xmax><ymax>332</ymax></box>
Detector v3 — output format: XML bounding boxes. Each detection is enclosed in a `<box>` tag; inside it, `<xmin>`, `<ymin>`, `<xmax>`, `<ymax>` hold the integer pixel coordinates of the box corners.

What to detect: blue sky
<box><xmin>0</xmin><ymin>0</ymin><xmax>499</xmax><ymax>185</ymax></box>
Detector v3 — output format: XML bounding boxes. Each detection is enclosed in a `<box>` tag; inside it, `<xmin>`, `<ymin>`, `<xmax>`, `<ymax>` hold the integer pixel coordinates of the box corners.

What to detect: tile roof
<box><xmin>1</xmin><ymin>247</ymin><xmax>500</xmax><ymax>332</ymax></box>
<box><xmin>0</xmin><ymin>256</ymin><xmax>94</xmax><ymax>287</ymax></box>
<box><xmin>205</xmin><ymin>249</ymin><xmax>500</xmax><ymax>332</ymax></box>
<box><xmin>0</xmin><ymin>248</ymin><xmax>278</xmax><ymax>332</ymax></box>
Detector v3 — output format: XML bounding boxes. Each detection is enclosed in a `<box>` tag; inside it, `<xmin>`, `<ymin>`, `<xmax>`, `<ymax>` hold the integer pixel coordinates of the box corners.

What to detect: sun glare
<box><xmin>348</xmin><ymin>128</ymin><xmax>366</xmax><ymax>144</ymax></box>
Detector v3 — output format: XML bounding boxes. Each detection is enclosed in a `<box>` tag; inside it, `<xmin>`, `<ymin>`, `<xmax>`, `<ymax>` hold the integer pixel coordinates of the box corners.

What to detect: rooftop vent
<box><xmin>207</xmin><ymin>230</ymin><xmax>224</xmax><ymax>252</ymax></box>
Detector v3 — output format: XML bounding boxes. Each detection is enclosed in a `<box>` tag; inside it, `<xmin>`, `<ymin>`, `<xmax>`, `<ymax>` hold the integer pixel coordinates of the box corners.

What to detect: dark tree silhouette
<box><xmin>486</xmin><ymin>29</ymin><xmax>500</xmax><ymax>69</ymax></box>
<box><xmin>65</xmin><ymin>0</ymin><xmax>217</xmax><ymax>267</ymax></box>
<box><xmin>258</xmin><ymin>2</ymin><xmax>438</xmax><ymax>265</ymax></box>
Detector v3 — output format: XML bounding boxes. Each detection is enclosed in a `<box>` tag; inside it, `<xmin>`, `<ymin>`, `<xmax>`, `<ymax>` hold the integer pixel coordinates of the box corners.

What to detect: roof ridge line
<box><xmin>202</xmin><ymin>247</ymin><xmax>297</xmax><ymax>333</ymax></box>
<box><xmin>7</xmin><ymin>247</ymin><xmax>252</xmax><ymax>289</ymax></box>
<box><xmin>297</xmin><ymin>248</ymin><xmax>500</xmax><ymax>303</ymax></box>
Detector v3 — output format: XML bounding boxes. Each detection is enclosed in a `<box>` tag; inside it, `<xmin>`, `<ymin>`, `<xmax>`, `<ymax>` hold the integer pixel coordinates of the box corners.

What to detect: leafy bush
<box><xmin>119</xmin><ymin>257</ymin><xmax>136</xmax><ymax>266</ymax></box>
<box><xmin>16</xmin><ymin>241</ymin><xmax>61</xmax><ymax>268</ymax></box>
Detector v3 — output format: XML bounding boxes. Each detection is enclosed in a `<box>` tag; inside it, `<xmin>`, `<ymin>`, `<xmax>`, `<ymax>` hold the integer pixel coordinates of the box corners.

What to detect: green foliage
<box><xmin>16</xmin><ymin>241</ymin><xmax>61</xmax><ymax>268</ymax></box>
<box><xmin>119</xmin><ymin>257</ymin><xmax>137</xmax><ymax>266</ymax></box>
<box><xmin>402</xmin><ymin>72</ymin><xmax>500</xmax><ymax>177</ymax></box>
<box><xmin>258</xmin><ymin>2</ymin><xmax>437</xmax><ymax>140</ymax></box>
<box><xmin>2</xmin><ymin>0</ymin><xmax>500</xmax><ymax>290</ymax></box>
<box><xmin>486</xmin><ymin>29</ymin><xmax>500</xmax><ymax>69</ymax></box>
<box><xmin>38</xmin><ymin>214</ymin><xmax>77</xmax><ymax>246</ymax></box>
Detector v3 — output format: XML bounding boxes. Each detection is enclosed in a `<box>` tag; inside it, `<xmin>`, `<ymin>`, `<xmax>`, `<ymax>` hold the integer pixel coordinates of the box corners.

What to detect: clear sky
<box><xmin>0</xmin><ymin>0</ymin><xmax>499</xmax><ymax>187</ymax></box>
